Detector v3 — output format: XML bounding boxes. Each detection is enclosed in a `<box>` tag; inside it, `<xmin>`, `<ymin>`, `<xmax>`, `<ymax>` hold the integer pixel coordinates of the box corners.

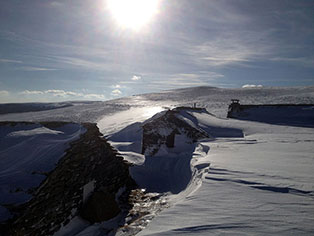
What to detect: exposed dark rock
<box><xmin>81</xmin><ymin>191</ymin><xmax>120</xmax><ymax>223</ymax></box>
<box><xmin>165</xmin><ymin>129</ymin><xmax>178</xmax><ymax>148</ymax></box>
<box><xmin>142</xmin><ymin>108</ymin><xmax>210</xmax><ymax>156</ymax></box>
<box><xmin>227</xmin><ymin>101</ymin><xmax>314</xmax><ymax>127</ymax></box>
<box><xmin>5</xmin><ymin>123</ymin><xmax>136</xmax><ymax>236</ymax></box>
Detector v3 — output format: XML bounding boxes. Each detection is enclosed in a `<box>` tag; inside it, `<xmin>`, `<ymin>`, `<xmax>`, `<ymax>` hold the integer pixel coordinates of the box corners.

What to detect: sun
<box><xmin>107</xmin><ymin>0</ymin><xmax>160</xmax><ymax>31</ymax></box>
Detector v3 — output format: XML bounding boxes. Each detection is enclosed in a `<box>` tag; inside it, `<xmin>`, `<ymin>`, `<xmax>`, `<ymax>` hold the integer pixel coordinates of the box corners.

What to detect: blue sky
<box><xmin>0</xmin><ymin>0</ymin><xmax>313</xmax><ymax>103</ymax></box>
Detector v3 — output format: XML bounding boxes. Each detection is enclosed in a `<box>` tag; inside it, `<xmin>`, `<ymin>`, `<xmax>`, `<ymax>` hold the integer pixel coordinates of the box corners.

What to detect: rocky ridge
<box><xmin>3</xmin><ymin>122</ymin><xmax>136</xmax><ymax>236</ymax></box>
<box><xmin>142</xmin><ymin>107</ymin><xmax>210</xmax><ymax>156</ymax></box>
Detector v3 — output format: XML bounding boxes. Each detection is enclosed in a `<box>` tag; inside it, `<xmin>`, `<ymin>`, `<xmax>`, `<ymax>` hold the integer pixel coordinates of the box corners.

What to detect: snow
<box><xmin>7</xmin><ymin>126</ymin><xmax>64</xmax><ymax>137</ymax></box>
<box><xmin>98</xmin><ymin>106</ymin><xmax>164</xmax><ymax>136</ymax></box>
<box><xmin>0</xmin><ymin>123</ymin><xmax>85</xmax><ymax>221</ymax></box>
<box><xmin>107</xmin><ymin>107</ymin><xmax>314</xmax><ymax>235</ymax></box>
<box><xmin>1</xmin><ymin>86</ymin><xmax>314</xmax><ymax>235</ymax></box>
<box><xmin>137</xmin><ymin>114</ymin><xmax>314</xmax><ymax>235</ymax></box>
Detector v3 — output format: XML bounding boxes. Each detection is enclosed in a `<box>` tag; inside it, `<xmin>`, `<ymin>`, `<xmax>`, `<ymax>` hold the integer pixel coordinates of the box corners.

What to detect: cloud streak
<box><xmin>20</xmin><ymin>89</ymin><xmax>106</xmax><ymax>100</ymax></box>
<box><xmin>20</xmin><ymin>66</ymin><xmax>58</xmax><ymax>71</ymax></box>
<box><xmin>0</xmin><ymin>58</ymin><xmax>22</xmax><ymax>64</ymax></box>
<box><xmin>242</xmin><ymin>84</ymin><xmax>263</xmax><ymax>88</ymax></box>
<box><xmin>21</xmin><ymin>90</ymin><xmax>44</xmax><ymax>95</ymax></box>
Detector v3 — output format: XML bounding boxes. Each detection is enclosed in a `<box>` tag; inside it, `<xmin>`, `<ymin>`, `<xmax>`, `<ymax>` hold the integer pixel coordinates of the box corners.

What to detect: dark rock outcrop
<box><xmin>227</xmin><ymin>102</ymin><xmax>314</xmax><ymax>127</ymax></box>
<box><xmin>81</xmin><ymin>191</ymin><xmax>120</xmax><ymax>223</ymax></box>
<box><xmin>7</xmin><ymin>123</ymin><xmax>136</xmax><ymax>236</ymax></box>
<box><xmin>142</xmin><ymin>108</ymin><xmax>210</xmax><ymax>156</ymax></box>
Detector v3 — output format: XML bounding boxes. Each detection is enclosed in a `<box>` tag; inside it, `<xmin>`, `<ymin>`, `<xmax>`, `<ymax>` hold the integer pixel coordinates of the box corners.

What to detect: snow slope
<box><xmin>0</xmin><ymin>122</ymin><xmax>85</xmax><ymax>221</ymax></box>
<box><xmin>137</xmin><ymin>110</ymin><xmax>314</xmax><ymax>235</ymax></box>
<box><xmin>107</xmin><ymin>106</ymin><xmax>314</xmax><ymax>235</ymax></box>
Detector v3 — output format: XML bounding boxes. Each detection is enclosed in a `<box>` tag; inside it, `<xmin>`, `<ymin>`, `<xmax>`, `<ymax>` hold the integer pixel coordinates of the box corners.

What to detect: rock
<box><xmin>7</xmin><ymin>123</ymin><xmax>136</xmax><ymax>236</ymax></box>
<box><xmin>142</xmin><ymin>108</ymin><xmax>210</xmax><ymax>156</ymax></box>
<box><xmin>81</xmin><ymin>191</ymin><xmax>120</xmax><ymax>223</ymax></box>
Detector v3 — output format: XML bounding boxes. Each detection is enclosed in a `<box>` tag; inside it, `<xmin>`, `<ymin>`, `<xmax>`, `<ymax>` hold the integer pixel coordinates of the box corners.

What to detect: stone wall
<box><xmin>7</xmin><ymin>123</ymin><xmax>136</xmax><ymax>236</ymax></box>
<box><xmin>142</xmin><ymin>109</ymin><xmax>209</xmax><ymax>156</ymax></box>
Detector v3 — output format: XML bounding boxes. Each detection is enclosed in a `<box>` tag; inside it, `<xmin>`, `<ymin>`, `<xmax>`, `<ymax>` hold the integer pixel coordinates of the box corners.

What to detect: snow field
<box><xmin>1</xmin><ymin>86</ymin><xmax>314</xmax><ymax>235</ymax></box>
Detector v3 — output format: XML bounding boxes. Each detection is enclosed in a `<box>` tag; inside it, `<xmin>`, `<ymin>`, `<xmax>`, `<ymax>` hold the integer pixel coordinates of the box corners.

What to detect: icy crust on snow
<box><xmin>0</xmin><ymin>122</ymin><xmax>85</xmax><ymax>221</ymax></box>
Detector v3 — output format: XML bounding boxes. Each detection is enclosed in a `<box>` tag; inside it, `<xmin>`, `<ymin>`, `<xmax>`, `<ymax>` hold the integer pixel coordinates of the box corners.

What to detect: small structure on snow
<box><xmin>228</xmin><ymin>99</ymin><xmax>241</xmax><ymax>117</ymax></box>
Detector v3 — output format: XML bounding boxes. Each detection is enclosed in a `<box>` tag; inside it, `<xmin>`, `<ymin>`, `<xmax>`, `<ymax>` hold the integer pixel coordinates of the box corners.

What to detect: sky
<box><xmin>0</xmin><ymin>0</ymin><xmax>314</xmax><ymax>103</ymax></box>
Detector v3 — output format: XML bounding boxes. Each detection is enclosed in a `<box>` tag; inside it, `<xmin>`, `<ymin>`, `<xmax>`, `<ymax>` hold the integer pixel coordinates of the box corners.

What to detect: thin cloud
<box><xmin>20</xmin><ymin>89</ymin><xmax>106</xmax><ymax>100</ymax></box>
<box><xmin>0</xmin><ymin>90</ymin><xmax>9</xmax><ymax>96</ymax></box>
<box><xmin>242</xmin><ymin>84</ymin><xmax>263</xmax><ymax>88</ymax></box>
<box><xmin>192</xmin><ymin>33</ymin><xmax>272</xmax><ymax>67</ymax></box>
<box><xmin>83</xmin><ymin>94</ymin><xmax>106</xmax><ymax>100</ymax></box>
<box><xmin>45</xmin><ymin>90</ymin><xmax>81</xmax><ymax>97</ymax></box>
<box><xmin>111</xmin><ymin>89</ymin><xmax>122</xmax><ymax>96</ymax></box>
<box><xmin>21</xmin><ymin>66</ymin><xmax>57</xmax><ymax>71</ymax></box>
<box><xmin>270</xmin><ymin>57</ymin><xmax>314</xmax><ymax>68</ymax></box>
<box><xmin>173</xmin><ymin>72</ymin><xmax>224</xmax><ymax>79</ymax></box>
<box><xmin>131</xmin><ymin>75</ymin><xmax>141</xmax><ymax>81</ymax></box>
<box><xmin>21</xmin><ymin>90</ymin><xmax>44</xmax><ymax>95</ymax></box>
<box><xmin>50</xmin><ymin>1</ymin><xmax>64</xmax><ymax>7</ymax></box>
<box><xmin>0</xmin><ymin>59</ymin><xmax>23</xmax><ymax>64</ymax></box>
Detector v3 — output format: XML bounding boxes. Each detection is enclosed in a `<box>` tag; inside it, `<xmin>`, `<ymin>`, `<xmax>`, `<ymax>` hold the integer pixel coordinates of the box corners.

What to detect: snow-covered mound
<box><xmin>0</xmin><ymin>122</ymin><xmax>85</xmax><ymax>222</ymax></box>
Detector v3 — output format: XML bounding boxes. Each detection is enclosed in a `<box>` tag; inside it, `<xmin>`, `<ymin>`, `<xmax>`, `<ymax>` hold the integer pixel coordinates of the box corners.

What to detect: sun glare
<box><xmin>107</xmin><ymin>0</ymin><xmax>160</xmax><ymax>31</ymax></box>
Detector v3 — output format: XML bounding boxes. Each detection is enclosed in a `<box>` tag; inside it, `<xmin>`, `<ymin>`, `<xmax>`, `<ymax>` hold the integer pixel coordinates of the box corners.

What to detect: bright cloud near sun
<box><xmin>106</xmin><ymin>0</ymin><xmax>160</xmax><ymax>30</ymax></box>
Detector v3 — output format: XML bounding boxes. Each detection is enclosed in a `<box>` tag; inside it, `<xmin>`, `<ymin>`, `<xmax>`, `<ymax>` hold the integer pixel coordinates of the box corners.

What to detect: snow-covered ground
<box><xmin>137</xmin><ymin>111</ymin><xmax>314</xmax><ymax>235</ymax></box>
<box><xmin>0</xmin><ymin>123</ymin><xmax>85</xmax><ymax>221</ymax></box>
<box><xmin>0</xmin><ymin>86</ymin><xmax>314</xmax><ymax>235</ymax></box>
